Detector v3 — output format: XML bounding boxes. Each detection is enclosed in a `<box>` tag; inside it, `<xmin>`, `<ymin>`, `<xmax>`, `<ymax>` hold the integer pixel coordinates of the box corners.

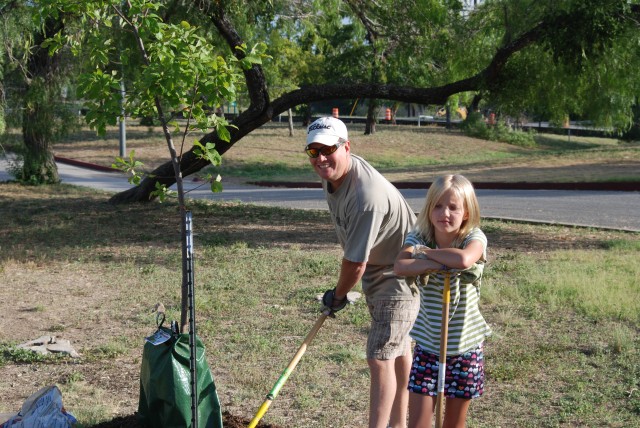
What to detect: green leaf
<box><xmin>216</xmin><ymin>125</ymin><xmax>231</xmax><ymax>143</ymax></box>
<box><xmin>210</xmin><ymin>180</ymin><xmax>223</xmax><ymax>193</ymax></box>
<box><xmin>150</xmin><ymin>181</ymin><xmax>170</xmax><ymax>203</ymax></box>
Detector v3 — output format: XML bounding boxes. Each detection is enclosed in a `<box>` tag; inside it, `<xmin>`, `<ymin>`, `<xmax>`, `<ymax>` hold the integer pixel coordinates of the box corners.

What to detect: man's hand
<box><xmin>412</xmin><ymin>244</ymin><xmax>430</xmax><ymax>259</ymax></box>
<box><xmin>322</xmin><ymin>288</ymin><xmax>349</xmax><ymax>315</ymax></box>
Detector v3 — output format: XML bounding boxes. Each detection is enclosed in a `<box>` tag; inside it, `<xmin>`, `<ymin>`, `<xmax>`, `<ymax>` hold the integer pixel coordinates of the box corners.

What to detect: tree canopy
<box><xmin>28</xmin><ymin>0</ymin><xmax>640</xmax><ymax>202</ymax></box>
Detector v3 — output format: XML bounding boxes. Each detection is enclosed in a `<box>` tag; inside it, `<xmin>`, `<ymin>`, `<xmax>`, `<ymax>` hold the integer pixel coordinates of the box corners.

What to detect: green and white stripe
<box><xmin>405</xmin><ymin>228</ymin><xmax>492</xmax><ymax>356</ymax></box>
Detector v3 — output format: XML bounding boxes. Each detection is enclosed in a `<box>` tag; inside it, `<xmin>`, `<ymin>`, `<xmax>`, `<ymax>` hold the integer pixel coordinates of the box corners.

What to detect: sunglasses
<box><xmin>305</xmin><ymin>141</ymin><xmax>346</xmax><ymax>158</ymax></box>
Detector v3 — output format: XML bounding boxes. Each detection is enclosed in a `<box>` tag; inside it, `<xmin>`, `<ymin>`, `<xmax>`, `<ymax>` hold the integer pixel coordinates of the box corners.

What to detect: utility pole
<box><xmin>119</xmin><ymin>80</ymin><xmax>126</xmax><ymax>158</ymax></box>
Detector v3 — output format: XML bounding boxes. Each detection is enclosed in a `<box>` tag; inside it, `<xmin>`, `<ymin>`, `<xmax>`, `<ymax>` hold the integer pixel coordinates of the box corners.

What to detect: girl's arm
<box><xmin>394</xmin><ymin>245</ymin><xmax>443</xmax><ymax>276</ymax></box>
<box><xmin>417</xmin><ymin>239</ymin><xmax>485</xmax><ymax>270</ymax></box>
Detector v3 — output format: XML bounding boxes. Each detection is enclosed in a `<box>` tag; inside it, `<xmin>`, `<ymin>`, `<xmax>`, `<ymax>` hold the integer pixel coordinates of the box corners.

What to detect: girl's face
<box><xmin>430</xmin><ymin>188</ymin><xmax>468</xmax><ymax>235</ymax></box>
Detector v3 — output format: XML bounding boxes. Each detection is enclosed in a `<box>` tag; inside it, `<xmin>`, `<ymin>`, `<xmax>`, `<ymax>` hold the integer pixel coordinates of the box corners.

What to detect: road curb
<box><xmin>54</xmin><ymin>156</ymin><xmax>120</xmax><ymax>173</ymax></box>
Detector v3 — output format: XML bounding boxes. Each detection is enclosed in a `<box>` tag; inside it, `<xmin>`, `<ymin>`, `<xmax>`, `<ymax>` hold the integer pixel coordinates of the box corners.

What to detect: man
<box><xmin>305</xmin><ymin>116</ymin><xmax>419</xmax><ymax>428</ymax></box>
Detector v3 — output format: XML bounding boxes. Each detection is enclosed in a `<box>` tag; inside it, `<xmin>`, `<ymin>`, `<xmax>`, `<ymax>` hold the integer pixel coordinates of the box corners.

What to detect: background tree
<box><xmin>36</xmin><ymin>0</ymin><xmax>640</xmax><ymax>204</ymax></box>
<box><xmin>1</xmin><ymin>1</ymin><xmax>78</xmax><ymax>184</ymax></box>
<box><xmin>470</xmin><ymin>0</ymin><xmax>640</xmax><ymax>128</ymax></box>
<box><xmin>246</xmin><ymin>1</ymin><xmax>320</xmax><ymax>135</ymax></box>
<box><xmin>20</xmin><ymin>15</ymin><xmax>65</xmax><ymax>184</ymax></box>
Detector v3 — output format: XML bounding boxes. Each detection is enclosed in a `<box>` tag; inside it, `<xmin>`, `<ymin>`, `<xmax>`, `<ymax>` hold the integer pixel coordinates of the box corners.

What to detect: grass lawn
<box><xmin>0</xmin><ymin>181</ymin><xmax>638</xmax><ymax>427</ymax></box>
<box><xmin>40</xmin><ymin>122</ymin><xmax>640</xmax><ymax>184</ymax></box>
<box><xmin>1</xmin><ymin>124</ymin><xmax>639</xmax><ymax>427</ymax></box>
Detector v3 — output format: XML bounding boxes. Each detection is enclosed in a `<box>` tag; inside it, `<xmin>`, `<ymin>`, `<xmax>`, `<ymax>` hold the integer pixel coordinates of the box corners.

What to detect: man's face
<box><xmin>307</xmin><ymin>141</ymin><xmax>351</xmax><ymax>188</ymax></box>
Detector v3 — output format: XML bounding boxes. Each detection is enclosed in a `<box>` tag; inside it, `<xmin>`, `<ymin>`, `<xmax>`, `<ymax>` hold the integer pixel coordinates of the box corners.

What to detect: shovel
<box><xmin>248</xmin><ymin>291</ymin><xmax>361</xmax><ymax>428</ymax></box>
<box><xmin>435</xmin><ymin>271</ymin><xmax>452</xmax><ymax>428</ymax></box>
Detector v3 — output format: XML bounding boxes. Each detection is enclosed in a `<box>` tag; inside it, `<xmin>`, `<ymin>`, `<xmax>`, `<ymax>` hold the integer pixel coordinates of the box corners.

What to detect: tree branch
<box><xmin>204</xmin><ymin>3</ymin><xmax>270</xmax><ymax>118</ymax></box>
<box><xmin>109</xmin><ymin>2</ymin><xmax>639</xmax><ymax>204</ymax></box>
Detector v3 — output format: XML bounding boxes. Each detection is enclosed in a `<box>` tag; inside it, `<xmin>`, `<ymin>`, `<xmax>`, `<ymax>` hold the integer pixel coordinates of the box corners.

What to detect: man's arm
<box><xmin>335</xmin><ymin>258</ymin><xmax>367</xmax><ymax>299</ymax></box>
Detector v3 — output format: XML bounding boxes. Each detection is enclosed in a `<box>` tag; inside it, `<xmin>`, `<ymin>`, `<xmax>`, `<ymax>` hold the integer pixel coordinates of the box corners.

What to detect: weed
<box><xmin>609</xmin><ymin>323</ymin><xmax>636</xmax><ymax>354</ymax></box>
<box><xmin>0</xmin><ymin>344</ymin><xmax>60</xmax><ymax>365</ymax></box>
<box><xmin>48</xmin><ymin>324</ymin><xmax>66</xmax><ymax>332</ymax></box>
<box><xmin>63</xmin><ymin>371</ymin><xmax>85</xmax><ymax>385</ymax></box>
<box><xmin>85</xmin><ymin>340</ymin><xmax>129</xmax><ymax>360</ymax></box>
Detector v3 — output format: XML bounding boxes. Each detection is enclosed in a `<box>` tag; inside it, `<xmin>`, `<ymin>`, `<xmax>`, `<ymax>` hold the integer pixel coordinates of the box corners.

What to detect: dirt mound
<box><xmin>88</xmin><ymin>411</ymin><xmax>281</xmax><ymax>428</ymax></box>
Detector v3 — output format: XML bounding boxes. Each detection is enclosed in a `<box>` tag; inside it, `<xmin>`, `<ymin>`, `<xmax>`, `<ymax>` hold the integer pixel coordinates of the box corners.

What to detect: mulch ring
<box><xmin>89</xmin><ymin>412</ymin><xmax>282</xmax><ymax>428</ymax></box>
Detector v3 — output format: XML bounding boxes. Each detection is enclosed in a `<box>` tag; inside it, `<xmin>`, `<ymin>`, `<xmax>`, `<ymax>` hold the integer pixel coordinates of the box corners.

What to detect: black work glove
<box><xmin>322</xmin><ymin>288</ymin><xmax>349</xmax><ymax>316</ymax></box>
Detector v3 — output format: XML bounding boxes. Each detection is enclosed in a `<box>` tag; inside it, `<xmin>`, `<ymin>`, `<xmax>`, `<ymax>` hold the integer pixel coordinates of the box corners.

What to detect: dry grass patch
<box><xmin>44</xmin><ymin>123</ymin><xmax>640</xmax><ymax>184</ymax></box>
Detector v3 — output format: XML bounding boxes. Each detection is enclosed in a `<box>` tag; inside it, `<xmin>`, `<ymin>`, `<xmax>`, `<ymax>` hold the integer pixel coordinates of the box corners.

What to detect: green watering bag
<box><xmin>138</xmin><ymin>327</ymin><xmax>223</xmax><ymax>428</ymax></box>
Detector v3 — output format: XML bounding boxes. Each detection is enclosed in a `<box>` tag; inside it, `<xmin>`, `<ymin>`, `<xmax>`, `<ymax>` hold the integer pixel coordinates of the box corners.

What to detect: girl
<box><xmin>394</xmin><ymin>174</ymin><xmax>491</xmax><ymax>428</ymax></box>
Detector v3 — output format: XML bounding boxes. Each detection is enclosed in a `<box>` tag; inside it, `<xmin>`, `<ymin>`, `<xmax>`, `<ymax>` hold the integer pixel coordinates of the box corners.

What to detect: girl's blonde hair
<box><xmin>413</xmin><ymin>174</ymin><xmax>481</xmax><ymax>247</ymax></box>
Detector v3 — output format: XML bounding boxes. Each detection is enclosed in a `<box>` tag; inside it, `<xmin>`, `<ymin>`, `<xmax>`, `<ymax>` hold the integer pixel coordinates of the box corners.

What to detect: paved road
<box><xmin>193</xmin><ymin>183</ymin><xmax>640</xmax><ymax>232</ymax></box>
<box><xmin>1</xmin><ymin>158</ymin><xmax>638</xmax><ymax>232</ymax></box>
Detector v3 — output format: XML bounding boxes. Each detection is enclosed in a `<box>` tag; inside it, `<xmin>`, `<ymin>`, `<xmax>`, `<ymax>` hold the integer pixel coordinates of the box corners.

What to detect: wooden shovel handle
<box><xmin>435</xmin><ymin>271</ymin><xmax>451</xmax><ymax>428</ymax></box>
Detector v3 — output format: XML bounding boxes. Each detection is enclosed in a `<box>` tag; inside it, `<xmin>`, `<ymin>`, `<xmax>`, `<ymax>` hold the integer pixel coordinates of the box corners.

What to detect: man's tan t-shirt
<box><xmin>324</xmin><ymin>155</ymin><xmax>417</xmax><ymax>299</ymax></box>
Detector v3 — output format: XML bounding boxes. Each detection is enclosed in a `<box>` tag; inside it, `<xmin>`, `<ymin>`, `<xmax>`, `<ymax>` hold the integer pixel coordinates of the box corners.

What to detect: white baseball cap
<box><xmin>306</xmin><ymin>117</ymin><xmax>349</xmax><ymax>146</ymax></box>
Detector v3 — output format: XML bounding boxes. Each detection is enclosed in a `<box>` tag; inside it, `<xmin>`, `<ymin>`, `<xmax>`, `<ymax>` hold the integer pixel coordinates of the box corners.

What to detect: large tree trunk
<box><xmin>20</xmin><ymin>17</ymin><xmax>64</xmax><ymax>184</ymax></box>
<box><xmin>21</xmin><ymin>83</ymin><xmax>59</xmax><ymax>184</ymax></box>
<box><xmin>302</xmin><ymin>105</ymin><xmax>312</xmax><ymax>127</ymax></box>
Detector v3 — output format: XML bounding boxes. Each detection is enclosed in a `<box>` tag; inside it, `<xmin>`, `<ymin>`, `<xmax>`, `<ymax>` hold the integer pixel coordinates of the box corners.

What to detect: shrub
<box><xmin>461</xmin><ymin>111</ymin><xmax>536</xmax><ymax>147</ymax></box>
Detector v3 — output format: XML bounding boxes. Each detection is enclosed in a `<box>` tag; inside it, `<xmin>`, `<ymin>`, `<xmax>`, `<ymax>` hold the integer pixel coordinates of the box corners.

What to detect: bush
<box><xmin>461</xmin><ymin>111</ymin><xmax>536</xmax><ymax>148</ymax></box>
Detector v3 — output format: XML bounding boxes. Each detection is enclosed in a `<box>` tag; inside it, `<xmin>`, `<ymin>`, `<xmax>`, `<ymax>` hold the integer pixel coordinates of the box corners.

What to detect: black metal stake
<box><xmin>185</xmin><ymin>211</ymin><xmax>198</xmax><ymax>428</ymax></box>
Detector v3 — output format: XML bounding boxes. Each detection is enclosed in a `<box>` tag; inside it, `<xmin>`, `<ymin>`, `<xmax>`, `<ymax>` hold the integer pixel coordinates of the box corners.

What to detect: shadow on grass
<box><xmin>0</xmin><ymin>184</ymin><xmax>339</xmax><ymax>263</ymax></box>
<box><xmin>1</xmin><ymin>183</ymin><xmax>629</xmax><ymax>266</ymax></box>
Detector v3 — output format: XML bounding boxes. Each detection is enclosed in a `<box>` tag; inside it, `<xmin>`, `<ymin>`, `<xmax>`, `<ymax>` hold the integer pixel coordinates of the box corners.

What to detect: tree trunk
<box><xmin>21</xmin><ymin>93</ymin><xmax>59</xmax><ymax>184</ymax></box>
<box><xmin>365</xmin><ymin>99</ymin><xmax>378</xmax><ymax>135</ymax></box>
<box><xmin>287</xmin><ymin>108</ymin><xmax>294</xmax><ymax>137</ymax></box>
<box><xmin>622</xmin><ymin>101</ymin><xmax>640</xmax><ymax>141</ymax></box>
<box><xmin>392</xmin><ymin>102</ymin><xmax>399</xmax><ymax>125</ymax></box>
<box><xmin>20</xmin><ymin>139</ymin><xmax>59</xmax><ymax>185</ymax></box>
<box><xmin>106</xmin><ymin>78</ymin><xmax>479</xmax><ymax>203</ymax></box>
<box><xmin>20</xmin><ymin>17</ymin><xmax>64</xmax><ymax>184</ymax></box>
<box><xmin>470</xmin><ymin>94</ymin><xmax>482</xmax><ymax>113</ymax></box>
<box><xmin>302</xmin><ymin>105</ymin><xmax>312</xmax><ymax>127</ymax></box>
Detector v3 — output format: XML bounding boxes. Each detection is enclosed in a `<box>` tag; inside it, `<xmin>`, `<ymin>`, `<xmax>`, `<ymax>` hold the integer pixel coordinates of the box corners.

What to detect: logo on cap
<box><xmin>308</xmin><ymin>123</ymin><xmax>333</xmax><ymax>133</ymax></box>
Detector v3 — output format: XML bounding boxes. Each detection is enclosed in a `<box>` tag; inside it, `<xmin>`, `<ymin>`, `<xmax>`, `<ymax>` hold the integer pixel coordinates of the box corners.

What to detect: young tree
<box><xmin>39</xmin><ymin>0</ymin><xmax>264</xmax><ymax>330</ymax></box>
